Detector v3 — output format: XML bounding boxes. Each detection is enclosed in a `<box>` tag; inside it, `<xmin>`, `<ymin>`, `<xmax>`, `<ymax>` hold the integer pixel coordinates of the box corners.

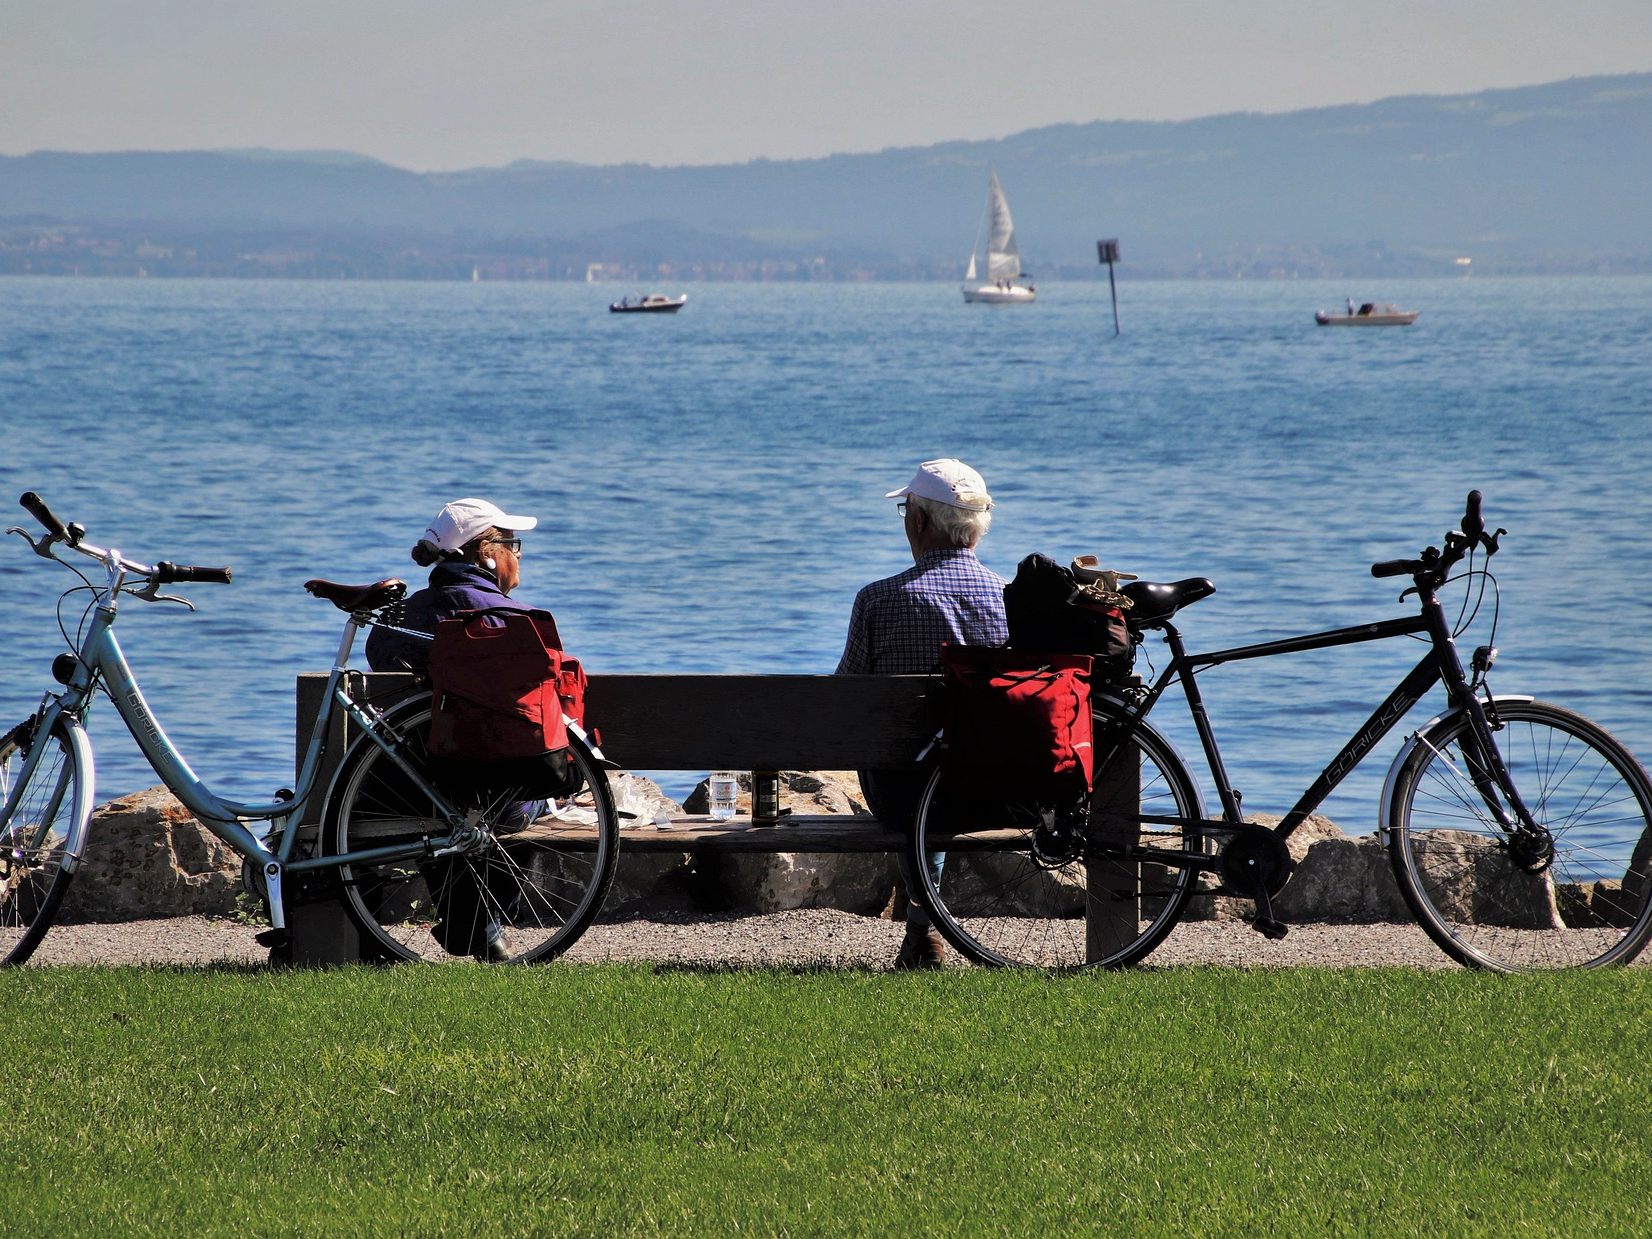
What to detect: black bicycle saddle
<box><xmin>1121</xmin><ymin>578</ymin><xmax>1216</xmax><ymax>628</ymax></box>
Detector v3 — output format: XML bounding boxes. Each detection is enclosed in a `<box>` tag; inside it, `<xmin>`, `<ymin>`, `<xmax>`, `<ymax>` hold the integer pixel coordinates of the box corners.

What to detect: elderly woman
<box><xmin>366</xmin><ymin>496</ymin><xmax>538</xmax><ymax>674</ymax></box>
<box><xmin>365</xmin><ymin>496</ymin><xmax>542</xmax><ymax>961</ymax></box>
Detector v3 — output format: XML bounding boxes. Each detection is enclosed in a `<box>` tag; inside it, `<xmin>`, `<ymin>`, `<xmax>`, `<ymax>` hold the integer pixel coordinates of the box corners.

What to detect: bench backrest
<box><xmin>296</xmin><ymin>672</ymin><xmax>940</xmax><ymax>805</ymax></box>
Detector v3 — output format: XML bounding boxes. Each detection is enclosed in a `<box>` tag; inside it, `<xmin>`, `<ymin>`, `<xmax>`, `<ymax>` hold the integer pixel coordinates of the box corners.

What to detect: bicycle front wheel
<box><xmin>324</xmin><ymin>698</ymin><xmax>619</xmax><ymax>964</ymax></box>
<box><xmin>1387</xmin><ymin>700</ymin><xmax>1652</xmax><ymax>971</ymax></box>
<box><xmin>0</xmin><ymin>717</ymin><xmax>87</xmax><ymax>966</ymax></box>
<box><xmin>912</xmin><ymin>703</ymin><xmax>1207</xmax><ymax>969</ymax></box>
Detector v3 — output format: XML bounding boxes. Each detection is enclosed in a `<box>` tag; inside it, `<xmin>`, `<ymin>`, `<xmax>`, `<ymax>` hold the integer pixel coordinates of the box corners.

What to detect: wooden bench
<box><xmin>292</xmin><ymin>671</ymin><xmax>1135</xmax><ymax>963</ymax></box>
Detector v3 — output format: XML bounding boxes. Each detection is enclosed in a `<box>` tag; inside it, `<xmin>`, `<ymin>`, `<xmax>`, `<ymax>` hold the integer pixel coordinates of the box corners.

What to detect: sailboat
<box><xmin>962</xmin><ymin>170</ymin><xmax>1036</xmax><ymax>304</ymax></box>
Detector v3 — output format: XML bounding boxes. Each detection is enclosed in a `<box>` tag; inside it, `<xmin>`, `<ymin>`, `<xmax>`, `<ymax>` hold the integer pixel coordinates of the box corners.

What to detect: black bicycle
<box><xmin>910</xmin><ymin>492</ymin><xmax>1652</xmax><ymax>972</ymax></box>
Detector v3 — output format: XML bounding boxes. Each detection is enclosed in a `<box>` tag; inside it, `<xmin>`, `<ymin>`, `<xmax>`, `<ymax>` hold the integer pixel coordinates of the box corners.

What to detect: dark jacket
<box><xmin>365</xmin><ymin>561</ymin><xmax>534</xmax><ymax>673</ymax></box>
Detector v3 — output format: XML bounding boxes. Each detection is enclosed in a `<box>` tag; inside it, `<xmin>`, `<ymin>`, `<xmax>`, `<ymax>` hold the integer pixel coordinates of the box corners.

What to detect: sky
<box><xmin>4</xmin><ymin>0</ymin><xmax>1651</xmax><ymax>170</ymax></box>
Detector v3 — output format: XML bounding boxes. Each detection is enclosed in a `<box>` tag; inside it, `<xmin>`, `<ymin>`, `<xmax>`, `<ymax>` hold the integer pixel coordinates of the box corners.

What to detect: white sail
<box><xmin>985</xmin><ymin>170</ymin><xmax>1021</xmax><ymax>282</ymax></box>
<box><xmin>965</xmin><ymin>253</ymin><xmax>977</xmax><ymax>280</ymax></box>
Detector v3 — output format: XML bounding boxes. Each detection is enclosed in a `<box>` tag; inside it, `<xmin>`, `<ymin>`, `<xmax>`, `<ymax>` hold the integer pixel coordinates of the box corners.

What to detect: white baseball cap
<box><xmin>423</xmin><ymin>497</ymin><xmax>539</xmax><ymax>553</ymax></box>
<box><xmin>884</xmin><ymin>458</ymin><xmax>993</xmax><ymax>512</ymax></box>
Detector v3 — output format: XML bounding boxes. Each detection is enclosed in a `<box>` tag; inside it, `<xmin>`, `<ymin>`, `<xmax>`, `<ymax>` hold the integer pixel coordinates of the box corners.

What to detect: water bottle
<box><xmin>708</xmin><ymin>771</ymin><xmax>738</xmax><ymax>820</ymax></box>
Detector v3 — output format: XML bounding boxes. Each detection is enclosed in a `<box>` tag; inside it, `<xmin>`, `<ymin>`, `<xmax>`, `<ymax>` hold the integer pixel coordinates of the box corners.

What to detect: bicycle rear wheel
<box><xmin>911</xmin><ymin>703</ymin><xmax>1207</xmax><ymax>968</ymax></box>
<box><xmin>324</xmin><ymin>697</ymin><xmax>619</xmax><ymax>964</ymax></box>
<box><xmin>1387</xmin><ymin>700</ymin><xmax>1652</xmax><ymax>971</ymax></box>
<box><xmin>0</xmin><ymin>717</ymin><xmax>87</xmax><ymax>966</ymax></box>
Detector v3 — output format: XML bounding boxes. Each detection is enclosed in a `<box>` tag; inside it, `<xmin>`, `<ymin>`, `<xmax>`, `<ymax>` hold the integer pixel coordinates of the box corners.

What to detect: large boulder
<box><xmin>607</xmin><ymin>770</ymin><xmax>899</xmax><ymax>917</ymax></box>
<box><xmin>1183</xmin><ymin>813</ymin><xmax>1414</xmax><ymax>923</ymax></box>
<box><xmin>60</xmin><ymin>787</ymin><xmax>242</xmax><ymax>922</ymax></box>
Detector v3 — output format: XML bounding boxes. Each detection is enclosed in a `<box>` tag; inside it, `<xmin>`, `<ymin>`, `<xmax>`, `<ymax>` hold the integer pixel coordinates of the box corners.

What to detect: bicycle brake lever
<box><xmin>6</xmin><ymin>526</ymin><xmax>61</xmax><ymax>560</ymax></box>
<box><xmin>128</xmin><ymin>580</ymin><xmax>196</xmax><ymax>611</ymax></box>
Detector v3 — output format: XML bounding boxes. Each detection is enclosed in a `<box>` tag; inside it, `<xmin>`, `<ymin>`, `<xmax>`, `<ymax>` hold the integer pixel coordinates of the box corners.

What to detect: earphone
<box><xmin>483</xmin><ymin>557</ymin><xmax>497</xmax><ymax>570</ymax></box>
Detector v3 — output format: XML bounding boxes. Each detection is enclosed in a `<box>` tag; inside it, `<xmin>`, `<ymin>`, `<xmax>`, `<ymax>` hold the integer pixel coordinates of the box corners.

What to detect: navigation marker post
<box><xmin>1097</xmin><ymin>239</ymin><xmax>1121</xmax><ymax>335</ymax></box>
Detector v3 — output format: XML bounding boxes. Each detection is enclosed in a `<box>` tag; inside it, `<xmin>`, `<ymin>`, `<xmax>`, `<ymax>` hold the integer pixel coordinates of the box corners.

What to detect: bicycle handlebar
<box><xmin>1370</xmin><ymin>490</ymin><xmax>1504</xmax><ymax>587</ymax></box>
<box><xmin>1370</xmin><ymin>558</ymin><xmax>1417</xmax><ymax>579</ymax></box>
<box><xmin>16</xmin><ymin>491</ymin><xmax>233</xmax><ymax>586</ymax></box>
<box><xmin>19</xmin><ymin>491</ymin><xmax>76</xmax><ymax>544</ymax></box>
<box><xmin>155</xmin><ymin>561</ymin><xmax>234</xmax><ymax>585</ymax></box>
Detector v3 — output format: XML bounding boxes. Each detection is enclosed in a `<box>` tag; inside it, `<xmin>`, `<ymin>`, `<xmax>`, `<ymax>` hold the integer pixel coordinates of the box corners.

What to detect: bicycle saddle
<box><xmin>304</xmin><ymin>578</ymin><xmax>408</xmax><ymax>612</ymax></box>
<box><xmin>1121</xmin><ymin>578</ymin><xmax>1216</xmax><ymax>628</ymax></box>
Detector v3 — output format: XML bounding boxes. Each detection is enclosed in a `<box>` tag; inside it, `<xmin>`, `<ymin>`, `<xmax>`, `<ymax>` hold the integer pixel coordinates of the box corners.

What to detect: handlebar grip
<box><xmin>19</xmin><ymin>491</ymin><xmax>75</xmax><ymax>543</ymax></box>
<box><xmin>1371</xmin><ymin>559</ymin><xmax>1418</xmax><ymax>579</ymax></box>
<box><xmin>155</xmin><ymin>562</ymin><xmax>233</xmax><ymax>585</ymax></box>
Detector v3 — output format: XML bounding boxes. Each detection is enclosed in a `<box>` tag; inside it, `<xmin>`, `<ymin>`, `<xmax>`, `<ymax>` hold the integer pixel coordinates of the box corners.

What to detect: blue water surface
<box><xmin>2</xmin><ymin>274</ymin><xmax>1649</xmax><ymax>829</ymax></box>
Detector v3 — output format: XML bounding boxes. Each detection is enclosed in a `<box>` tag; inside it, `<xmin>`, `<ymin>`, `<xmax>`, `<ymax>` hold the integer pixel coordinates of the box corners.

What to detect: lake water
<box><xmin>2</xmin><ymin>274</ymin><xmax>1650</xmax><ymax>833</ymax></box>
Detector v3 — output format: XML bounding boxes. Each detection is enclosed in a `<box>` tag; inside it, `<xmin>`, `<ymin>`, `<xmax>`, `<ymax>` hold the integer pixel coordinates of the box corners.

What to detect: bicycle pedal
<box><xmin>254</xmin><ymin>927</ymin><xmax>291</xmax><ymax>950</ymax></box>
<box><xmin>1251</xmin><ymin>916</ymin><xmax>1289</xmax><ymax>941</ymax></box>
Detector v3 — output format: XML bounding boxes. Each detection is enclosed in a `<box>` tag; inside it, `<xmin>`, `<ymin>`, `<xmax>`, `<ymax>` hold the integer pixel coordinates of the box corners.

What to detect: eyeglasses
<box><xmin>896</xmin><ymin>502</ymin><xmax>909</xmax><ymax>517</ymax></box>
<box><xmin>490</xmin><ymin>537</ymin><xmax>523</xmax><ymax>554</ymax></box>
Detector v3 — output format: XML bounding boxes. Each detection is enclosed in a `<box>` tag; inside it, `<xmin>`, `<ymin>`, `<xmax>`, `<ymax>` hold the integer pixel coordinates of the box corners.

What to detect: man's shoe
<box><xmin>893</xmin><ymin>926</ymin><xmax>946</xmax><ymax>971</ymax></box>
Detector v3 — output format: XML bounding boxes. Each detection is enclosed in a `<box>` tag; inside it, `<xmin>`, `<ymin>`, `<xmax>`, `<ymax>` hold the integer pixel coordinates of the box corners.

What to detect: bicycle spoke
<box><xmin>1390</xmin><ymin>702</ymin><xmax>1652</xmax><ymax>971</ymax></box>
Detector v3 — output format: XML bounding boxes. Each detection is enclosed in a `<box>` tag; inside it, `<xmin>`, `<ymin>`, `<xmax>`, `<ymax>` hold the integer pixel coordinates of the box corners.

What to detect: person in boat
<box><xmin>1347</xmin><ymin>298</ymin><xmax>1356</xmax><ymax>315</ymax></box>
<box><xmin>365</xmin><ymin>496</ymin><xmax>542</xmax><ymax>961</ymax></box>
<box><xmin>836</xmin><ymin>458</ymin><xmax>1007</xmax><ymax>969</ymax></box>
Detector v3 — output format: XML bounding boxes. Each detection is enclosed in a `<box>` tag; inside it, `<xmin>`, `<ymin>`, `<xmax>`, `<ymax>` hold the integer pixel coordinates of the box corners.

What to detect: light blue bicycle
<box><xmin>0</xmin><ymin>492</ymin><xmax>621</xmax><ymax>965</ymax></box>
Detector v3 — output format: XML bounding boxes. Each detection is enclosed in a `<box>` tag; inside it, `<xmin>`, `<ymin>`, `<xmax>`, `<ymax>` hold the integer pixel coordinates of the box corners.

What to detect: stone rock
<box><xmin>60</xmin><ymin>787</ymin><xmax>243</xmax><ymax>922</ymax></box>
<box><xmin>610</xmin><ymin>770</ymin><xmax>892</xmax><ymax>917</ymax></box>
<box><xmin>1183</xmin><ymin>813</ymin><xmax>1414</xmax><ymax>924</ymax></box>
<box><xmin>1390</xmin><ymin>828</ymin><xmax>1559</xmax><ymax>929</ymax></box>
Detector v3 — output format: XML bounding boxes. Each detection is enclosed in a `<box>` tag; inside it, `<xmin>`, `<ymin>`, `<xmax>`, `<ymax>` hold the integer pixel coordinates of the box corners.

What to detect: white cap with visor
<box><xmin>423</xmin><ymin>497</ymin><xmax>539</xmax><ymax>553</ymax></box>
<box><xmin>885</xmin><ymin>458</ymin><xmax>993</xmax><ymax>512</ymax></box>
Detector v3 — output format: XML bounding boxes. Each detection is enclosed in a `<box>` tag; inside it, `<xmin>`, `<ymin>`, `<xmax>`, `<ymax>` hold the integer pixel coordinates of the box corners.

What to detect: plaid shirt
<box><xmin>836</xmin><ymin>546</ymin><xmax>1008</xmax><ymax>675</ymax></box>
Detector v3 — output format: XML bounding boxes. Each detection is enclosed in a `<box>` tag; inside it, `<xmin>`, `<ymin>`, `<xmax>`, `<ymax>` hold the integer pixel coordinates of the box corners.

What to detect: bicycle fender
<box><xmin>564</xmin><ymin>718</ymin><xmax>620</xmax><ymax>771</ymax></box>
<box><xmin>1377</xmin><ymin>695</ymin><xmax>1536</xmax><ymax>838</ymax></box>
<box><xmin>22</xmin><ymin>708</ymin><xmax>97</xmax><ymax>873</ymax></box>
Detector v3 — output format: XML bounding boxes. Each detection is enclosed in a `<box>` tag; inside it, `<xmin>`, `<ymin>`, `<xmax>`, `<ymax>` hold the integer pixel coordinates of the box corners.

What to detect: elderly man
<box><xmin>837</xmin><ymin>458</ymin><xmax>1008</xmax><ymax>968</ymax></box>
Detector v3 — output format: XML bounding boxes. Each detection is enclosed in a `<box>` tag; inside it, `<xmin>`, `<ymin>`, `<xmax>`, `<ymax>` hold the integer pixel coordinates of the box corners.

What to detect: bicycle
<box><xmin>0</xmin><ymin>492</ymin><xmax>621</xmax><ymax>966</ymax></box>
<box><xmin>910</xmin><ymin>491</ymin><xmax>1652</xmax><ymax>972</ymax></box>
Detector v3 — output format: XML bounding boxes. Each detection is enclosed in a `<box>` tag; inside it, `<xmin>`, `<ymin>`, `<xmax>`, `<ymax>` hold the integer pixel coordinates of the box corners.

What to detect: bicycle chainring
<box><xmin>1219</xmin><ymin>827</ymin><xmax>1295</xmax><ymax>897</ymax></box>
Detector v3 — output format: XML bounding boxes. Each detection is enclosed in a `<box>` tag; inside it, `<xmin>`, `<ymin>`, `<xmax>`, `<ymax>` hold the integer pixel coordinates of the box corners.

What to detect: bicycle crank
<box><xmin>1220</xmin><ymin>827</ymin><xmax>1295</xmax><ymax>940</ymax></box>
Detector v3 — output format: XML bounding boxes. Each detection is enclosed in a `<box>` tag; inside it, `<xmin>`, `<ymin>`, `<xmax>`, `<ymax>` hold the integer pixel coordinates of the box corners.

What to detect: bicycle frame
<box><xmin>1114</xmin><ymin>578</ymin><xmax>1537</xmax><ymax>851</ymax></box>
<box><xmin>18</xmin><ymin>546</ymin><xmax>471</xmax><ymax>932</ymax></box>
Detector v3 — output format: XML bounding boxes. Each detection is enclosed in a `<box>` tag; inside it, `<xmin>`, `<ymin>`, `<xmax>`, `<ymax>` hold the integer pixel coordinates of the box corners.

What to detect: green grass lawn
<box><xmin>1</xmin><ymin>964</ymin><xmax>1647</xmax><ymax>1236</ymax></box>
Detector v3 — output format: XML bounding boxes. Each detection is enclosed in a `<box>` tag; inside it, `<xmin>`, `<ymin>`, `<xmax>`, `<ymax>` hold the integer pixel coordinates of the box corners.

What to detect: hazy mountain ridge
<box><xmin>3</xmin><ymin>73</ymin><xmax>1648</xmax><ymax>279</ymax></box>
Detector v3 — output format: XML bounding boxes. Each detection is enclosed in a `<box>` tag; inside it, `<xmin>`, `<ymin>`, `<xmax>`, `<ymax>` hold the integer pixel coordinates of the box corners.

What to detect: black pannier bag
<box><xmin>1003</xmin><ymin>553</ymin><xmax>1136</xmax><ymax>681</ymax></box>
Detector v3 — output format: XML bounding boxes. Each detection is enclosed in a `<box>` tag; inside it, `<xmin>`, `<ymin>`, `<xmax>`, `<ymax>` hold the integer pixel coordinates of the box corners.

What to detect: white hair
<box><xmin>910</xmin><ymin>494</ymin><xmax>992</xmax><ymax>547</ymax></box>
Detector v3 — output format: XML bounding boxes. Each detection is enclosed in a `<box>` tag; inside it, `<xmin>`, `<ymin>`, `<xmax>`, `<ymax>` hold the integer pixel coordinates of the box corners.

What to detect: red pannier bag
<box><xmin>426</xmin><ymin>608</ymin><xmax>587</xmax><ymax>800</ymax></box>
<box><xmin>939</xmin><ymin>644</ymin><xmax>1095</xmax><ymax>804</ymax></box>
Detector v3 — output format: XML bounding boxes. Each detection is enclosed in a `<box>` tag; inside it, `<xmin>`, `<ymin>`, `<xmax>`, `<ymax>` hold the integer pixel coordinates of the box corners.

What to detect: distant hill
<box><xmin>3</xmin><ymin>73</ymin><xmax>1649</xmax><ymax>279</ymax></box>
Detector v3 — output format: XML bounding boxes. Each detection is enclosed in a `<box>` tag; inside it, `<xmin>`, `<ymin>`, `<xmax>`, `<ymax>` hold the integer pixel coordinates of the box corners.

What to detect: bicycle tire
<box><xmin>0</xmin><ymin>717</ymin><xmax>88</xmax><ymax>966</ymax></box>
<box><xmin>911</xmin><ymin>699</ymin><xmax>1208</xmax><ymax>969</ymax></box>
<box><xmin>323</xmin><ymin>695</ymin><xmax>619</xmax><ymax>964</ymax></box>
<box><xmin>1387</xmin><ymin>699</ymin><xmax>1652</xmax><ymax>972</ymax></box>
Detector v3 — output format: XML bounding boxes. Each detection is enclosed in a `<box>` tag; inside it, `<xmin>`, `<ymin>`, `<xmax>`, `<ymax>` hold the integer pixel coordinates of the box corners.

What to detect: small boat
<box><xmin>610</xmin><ymin>293</ymin><xmax>688</xmax><ymax>314</ymax></box>
<box><xmin>1315</xmin><ymin>302</ymin><xmax>1419</xmax><ymax>326</ymax></box>
<box><xmin>962</xmin><ymin>171</ymin><xmax>1036</xmax><ymax>304</ymax></box>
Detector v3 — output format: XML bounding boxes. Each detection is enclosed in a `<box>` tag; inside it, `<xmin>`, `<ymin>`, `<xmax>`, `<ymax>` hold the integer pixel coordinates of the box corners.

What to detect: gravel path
<box><xmin>23</xmin><ymin>911</ymin><xmax>1462</xmax><ymax>969</ymax></box>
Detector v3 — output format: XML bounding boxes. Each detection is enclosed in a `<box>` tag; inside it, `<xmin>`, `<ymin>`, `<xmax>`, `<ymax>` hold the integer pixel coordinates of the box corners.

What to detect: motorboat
<box><xmin>962</xmin><ymin>171</ymin><xmax>1036</xmax><ymax>304</ymax></box>
<box><xmin>610</xmin><ymin>293</ymin><xmax>688</xmax><ymax>314</ymax></box>
<box><xmin>1315</xmin><ymin>302</ymin><xmax>1418</xmax><ymax>326</ymax></box>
